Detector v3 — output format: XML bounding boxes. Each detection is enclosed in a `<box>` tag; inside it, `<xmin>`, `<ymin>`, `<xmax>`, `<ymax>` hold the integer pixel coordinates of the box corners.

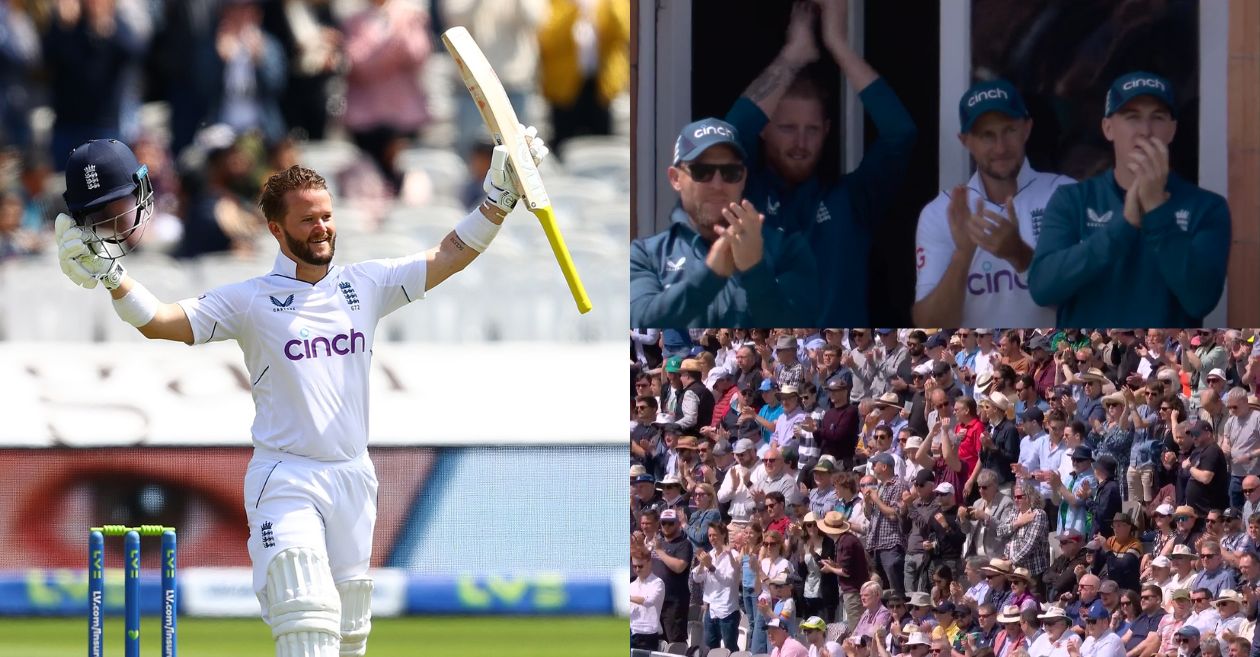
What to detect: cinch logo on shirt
<box><xmin>967</xmin><ymin>88</ymin><xmax>1008</xmax><ymax>107</ymax></box>
<box><xmin>284</xmin><ymin>328</ymin><xmax>366</xmax><ymax>360</ymax></box>
<box><xmin>967</xmin><ymin>262</ymin><xmax>1029</xmax><ymax>296</ymax></box>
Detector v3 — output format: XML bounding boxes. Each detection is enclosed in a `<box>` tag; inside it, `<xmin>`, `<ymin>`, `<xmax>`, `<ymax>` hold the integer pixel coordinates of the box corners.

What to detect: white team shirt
<box><xmin>915</xmin><ymin>160</ymin><xmax>1073</xmax><ymax>326</ymax></box>
<box><xmin>177</xmin><ymin>251</ymin><xmax>426</xmax><ymax>461</ymax></box>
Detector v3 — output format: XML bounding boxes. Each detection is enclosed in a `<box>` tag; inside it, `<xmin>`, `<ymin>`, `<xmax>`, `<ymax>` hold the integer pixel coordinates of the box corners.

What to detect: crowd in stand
<box><xmin>630</xmin><ymin>328</ymin><xmax>1260</xmax><ymax>657</ymax></box>
<box><xmin>0</xmin><ymin>0</ymin><xmax>629</xmax><ymax>262</ymax></box>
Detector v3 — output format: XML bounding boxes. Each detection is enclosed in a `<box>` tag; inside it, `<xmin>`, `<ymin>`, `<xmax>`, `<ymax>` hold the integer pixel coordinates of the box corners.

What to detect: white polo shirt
<box><xmin>915</xmin><ymin>161</ymin><xmax>1072</xmax><ymax>326</ymax></box>
<box><xmin>176</xmin><ymin>251</ymin><xmax>426</xmax><ymax>461</ymax></box>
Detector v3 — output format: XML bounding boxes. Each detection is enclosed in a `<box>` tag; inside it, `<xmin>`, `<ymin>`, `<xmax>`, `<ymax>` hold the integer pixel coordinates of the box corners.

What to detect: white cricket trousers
<box><xmin>243</xmin><ymin>447</ymin><xmax>379</xmax><ymax>619</ymax></box>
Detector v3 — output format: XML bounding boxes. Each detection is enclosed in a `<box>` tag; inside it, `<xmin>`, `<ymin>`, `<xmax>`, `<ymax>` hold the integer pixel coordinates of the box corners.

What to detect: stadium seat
<box><xmin>298</xmin><ymin>140</ymin><xmax>361</xmax><ymax>176</ymax></box>
<box><xmin>0</xmin><ymin>255</ymin><xmax>107</xmax><ymax>341</ymax></box>
<box><xmin>666</xmin><ymin>642</ymin><xmax>688</xmax><ymax>655</ymax></box>
<box><xmin>688</xmin><ymin>619</ymin><xmax>703</xmax><ymax>647</ymax></box>
<box><xmin>730</xmin><ymin>652</ymin><xmax>752</xmax><ymax>657</ymax></box>
<box><xmin>396</xmin><ymin>147</ymin><xmax>467</xmax><ymax>197</ymax></box>
<box><xmin>708</xmin><ymin>649</ymin><xmax>732</xmax><ymax>657</ymax></box>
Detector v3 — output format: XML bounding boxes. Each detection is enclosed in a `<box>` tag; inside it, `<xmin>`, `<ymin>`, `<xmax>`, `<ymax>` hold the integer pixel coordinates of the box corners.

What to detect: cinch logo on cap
<box><xmin>1122</xmin><ymin>78</ymin><xmax>1167</xmax><ymax>92</ymax></box>
<box><xmin>968</xmin><ymin>88</ymin><xmax>1009</xmax><ymax>107</ymax></box>
<box><xmin>693</xmin><ymin>124</ymin><xmax>733</xmax><ymax>139</ymax></box>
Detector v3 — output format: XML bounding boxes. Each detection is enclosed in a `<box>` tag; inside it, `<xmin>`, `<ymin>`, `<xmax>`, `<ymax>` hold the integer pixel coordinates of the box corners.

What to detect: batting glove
<box><xmin>55</xmin><ymin>213</ymin><xmax>125</xmax><ymax>290</ymax></box>
<box><xmin>483</xmin><ymin>124</ymin><xmax>550</xmax><ymax>213</ymax></box>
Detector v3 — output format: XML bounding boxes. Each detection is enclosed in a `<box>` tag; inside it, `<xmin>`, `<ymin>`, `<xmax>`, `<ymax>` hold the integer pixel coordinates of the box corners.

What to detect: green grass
<box><xmin>0</xmin><ymin>615</ymin><xmax>626</xmax><ymax>657</ymax></box>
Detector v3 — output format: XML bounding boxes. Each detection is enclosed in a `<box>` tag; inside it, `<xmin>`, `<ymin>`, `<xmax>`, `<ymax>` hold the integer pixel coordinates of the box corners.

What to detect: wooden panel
<box><xmin>1228</xmin><ymin>0</ymin><xmax>1260</xmax><ymax>325</ymax></box>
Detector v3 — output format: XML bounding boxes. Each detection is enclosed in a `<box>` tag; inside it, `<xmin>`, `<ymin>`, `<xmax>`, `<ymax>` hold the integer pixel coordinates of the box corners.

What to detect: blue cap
<box><xmin>1105</xmin><ymin>71</ymin><xmax>1176</xmax><ymax>118</ymax></box>
<box><xmin>958</xmin><ymin>79</ymin><xmax>1029</xmax><ymax>133</ymax></box>
<box><xmin>63</xmin><ymin>139</ymin><xmax>147</xmax><ymax>214</ymax></box>
<box><xmin>871</xmin><ymin>453</ymin><xmax>896</xmax><ymax>468</ymax></box>
<box><xmin>758</xmin><ymin>379</ymin><xmax>779</xmax><ymax>392</ymax></box>
<box><xmin>633</xmin><ymin>474</ymin><xmax>655</xmax><ymax>484</ymax></box>
<box><xmin>1086</xmin><ymin>604</ymin><xmax>1111</xmax><ymax>621</ymax></box>
<box><xmin>1175</xmin><ymin>625</ymin><xmax>1200</xmax><ymax>638</ymax></box>
<box><xmin>1071</xmin><ymin>446</ymin><xmax>1094</xmax><ymax>461</ymax></box>
<box><xmin>875</xmin><ymin>329</ymin><xmax>894</xmax><ymax>335</ymax></box>
<box><xmin>673</xmin><ymin>118</ymin><xmax>746</xmax><ymax>165</ymax></box>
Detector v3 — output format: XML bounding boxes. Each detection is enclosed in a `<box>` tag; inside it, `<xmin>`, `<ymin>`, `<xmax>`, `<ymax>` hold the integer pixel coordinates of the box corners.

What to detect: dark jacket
<box><xmin>1029</xmin><ymin>171</ymin><xmax>1230</xmax><ymax>326</ymax></box>
<box><xmin>817</xmin><ymin>404</ymin><xmax>860</xmax><ymax>461</ymax></box>
<box><xmin>630</xmin><ymin>206</ymin><xmax>819</xmax><ymax>327</ymax></box>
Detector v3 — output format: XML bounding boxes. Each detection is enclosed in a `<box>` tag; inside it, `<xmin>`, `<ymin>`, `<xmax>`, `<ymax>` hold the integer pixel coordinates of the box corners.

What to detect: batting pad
<box><xmin>337</xmin><ymin>579</ymin><xmax>373</xmax><ymax>657</ymax></box>
<box><xmin>266</xmin><ymin>547</ymin><xmax>341</xmax><ymax>656</ymax></box>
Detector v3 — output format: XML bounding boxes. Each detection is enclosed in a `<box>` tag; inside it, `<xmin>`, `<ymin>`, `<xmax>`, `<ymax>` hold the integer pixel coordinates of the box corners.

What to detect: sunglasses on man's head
<box><xmin>681</xmin><ymin>162</ymin><xmax>746</xmax><ymax>184</ymax></box>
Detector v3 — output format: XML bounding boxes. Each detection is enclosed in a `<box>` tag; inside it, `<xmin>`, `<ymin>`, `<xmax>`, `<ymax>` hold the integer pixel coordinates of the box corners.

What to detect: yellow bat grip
<box><xmin>530</xmin><ymin>205</ymin><xmax>592</xmax><ymax>314</ymax></box>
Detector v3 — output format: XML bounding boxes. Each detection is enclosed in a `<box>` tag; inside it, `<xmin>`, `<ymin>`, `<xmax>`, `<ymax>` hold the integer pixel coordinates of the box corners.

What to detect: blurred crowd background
<box><xmin>0</xmin><ymin>0</ymin><xmax>629</xmax><ymax>270</ymax></box>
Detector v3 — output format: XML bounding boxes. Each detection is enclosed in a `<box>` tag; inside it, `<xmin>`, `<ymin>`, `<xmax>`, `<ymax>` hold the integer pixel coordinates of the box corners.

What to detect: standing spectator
<box><xmin>1182</xmin><ymin>420</ymin><xmax>1231</xmax><ymax>515</ymax></box>
<box><xmin>1089</xmin><ymin>456</ymin><xmax>1123</xmax><ymax>539</ymax></box>
<box><xmin>931</xmin><ymin>483</ymin><xmax>966</xmax><ymax>579</ymax></box>
<box><xmin>719</xmin><ymin>439</ymin><xmax>758</xmax><ymax>528</ymax></box>
<box><xmin>952</xmin><ymin>397</ymin><xmax>985</xmax><ymax>496</ymax></box>
<box><xmin>631</xmin><ymin>328</ymin><xmax>662</xmax><ymax>370</ymax></box>
<box><xmin>771</xmin><ymin>386</ymin><xmax>809</xmax><ymax>448</ymax></box>
<box><xmin>1223</xmin><ymin>388</ymin><xmax>1260</xmax><ymax>510</ymax></box>
<box><xmin>1005</xmin><ymin>480</ymin><xmax>1050</xmax><ymax>584</ymax></box>
<box><xmin>211</xmin><ymin>0</ymin><xmax>287</xmax><ymax>144</ymax></box>
<box><xmin>677</xmin><ymin>358</ymin><xmax>716</xmax><ymax>435</ymax></box>
<box><xmin>820</xmin><ymin>510</ymin><xmax>868</xmax><ymax>626</ymax></box>
<box><xmin>649</xmin><ymin>507</ymin><xmax>692</xmax><ymax>644</ymax></box>
<box><xmin>262</xmin><ymin>0</ymin><xmax>341</xmax><ymax>141</ymax></box>
<box><xmin>342</xmin><ymin>0</ymin><xmax>431</xmax><ymax>189</ymax></box>
<box><xmin>536</xmin><ymin>0</ymin><xmax>629</xmax><ymax>153</ymax></box>
<box><xmin>1091</xmin><ymin>392</ymin><xmax>1135</xmax><ymax>498</ymax></box>
<box><xmin>686</xmin><ymin>482</ymin><xmax>721</xmax><ymax>551</ymax></box>
<box><xmin>721</xmin><ymin>0</ymin><xmax>916</xmax><ymax>326</ymax></box>
<box><xmin>809</xmin><ymin>460</ymin><xmax>839</xmax><ymax>519</ymax></box>
<box><xmin>818</xmin><ymin>376</ymin><xmax>860</xmax><ymax>468</ymax></box>
<box><xmin>0</xmin><ymin>1</ymin><xmax>39</xmax><ymax>149</ymax></box>
<box><xmin>629</xmin><ymin>547</ymin><xmax>665</xmax><ymax>650</ymax></box>
<box><xmin>981</xmin><ymin>393</ymin><xmax>1020</xmax><ymax>486</ymax></box>
<box><xmin>904</xmin><ymin>470</ymin><xmax>943</xmax><ymax>593</ymax></box>
<box><xmin>1052</xmin><ymin>447</ymin><xmax>1097</xmax><ymax>537</ymax></box>
<box><xmin>797</xmin><ymin>512</ymin><xmax>839</xmax><ymax>623</ymax></box>
<box><xmin>44</xmin><ymin>0</ymin><xmax>146</xmax><ymax>169</ymax></box>
<box><xmin>867</xmin><ymin>452</ymin><xmax>908</xmax><ymax>597</ymax></box>
<box><xmin>444</xmin><ymin>0</ymin><xmax>547</xmax><ymax>156</ymax></box>
<box><xmin>692</xmin><ymin>521</ymin><xmax>742</xmax><ymax>651</ymax></box>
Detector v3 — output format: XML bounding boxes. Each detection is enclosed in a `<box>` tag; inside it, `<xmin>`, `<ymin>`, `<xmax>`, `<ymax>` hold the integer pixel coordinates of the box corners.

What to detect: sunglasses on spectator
<box><xmin>978</xmin><ymin>484</ymin><xmax>991</xmax><ymax>490</ymax></box>
<box><xmin>1160</xmin><ymin>406</ymin><xmax>1172</xmax><ymax>411</ymax></box>
<box><xmin>1140</xmin><ymin>594</ymin><xmax>1158</xmax><ymax>600</ymax></box>
<box><xmin>931</xmin><ymin>650</ymin><xmax>944</xmax><ymax>655</ymax></box>
<box><xmin>681</xmin><ymin>163</ymin><xmax>746</xmax><ymax>184</ymax></box>
<box><xmin>764</xmin><ymin>458</ymin><xmax>779</xmax><ymax>463</ymax></box>
<box><xmin>1122</xmin><ymin>601</ymin><xmax>1135</xmax><ymax>606</ymax></box>
<box><xmin>693</xmin><ymin>491</ymin><xmax>709</xmax><ymax>497</ymax></box>
<box><xmin>1245</xmin><ymin>487</ymin><xmax>1258</xmax><ymax>495</ymax></box>
<box><xmin>661</xmin><ymin>520</ymin><xmax>677</xmax><ymax>525</ymax></box>
<box><xmin>1207</xmin><ymin>518</ymin><xmax>1221</xmax><ymax>524</ymax></box>
<box><xmin>1013</xmin><ymin>495</ymin><xmax>1025</xmax><ymax>500</ymax></box>
<box><xmin>762</xmin><ymin>541</ymin><xmax>778</xmax><ymax>547</ymax></box>
<box><xmin>978</xmin><ymin>612</ymin><xmax>995</xmax><ymax>618</ymax></box>
<box><xmin>1176</xmin><ymin>516</ymin><xmax>1192</xmax><ymax>522</ymax></box>
<box><xmin>936</xmin><ymin>402</ymin><xmax>949</xmax><ymax>409</ymax></box>
<box><xmin>632</xmin><ymin>562</ymin><xmax>649</xmax><ymax>569</ymax></box>
<box><xmin>1193</xmin><ymin>597</ymin><xmax>1208</xmax><ymax>603</ymax></box>
<box><xmin>635</xmin><ymin>382</ymin><xmax>650</xmax><ymax>388</ymax></box>
<box><xmin>1179</xmin><ymin>639</ymin><xmax>1194</xmax><ymax>645</ymax></box>
<box><xmin>1201</xmin><ymin>553</ymin><xmax>1219</xmax><ymax>558</ymax></box>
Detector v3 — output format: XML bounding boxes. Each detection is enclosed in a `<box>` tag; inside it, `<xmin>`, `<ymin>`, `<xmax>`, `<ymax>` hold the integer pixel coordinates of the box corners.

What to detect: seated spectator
<box><xmin>0</xmin><ymin>190</ymin><xmax>42</xmax><ymax>259</ymax></box>
<box><xmin>1029</xmin><ymin>606</ymin><xmax>1079</xmax><ymax>657</ymax></box>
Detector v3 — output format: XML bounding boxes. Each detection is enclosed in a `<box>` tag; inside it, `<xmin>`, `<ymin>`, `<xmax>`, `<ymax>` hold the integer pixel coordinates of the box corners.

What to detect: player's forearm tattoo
<box><xmin>449</xmin><ymin>234</ymin><xmax>467</xmax><ymax>251</ymax></box>
<box><xmin>745</xmin><ymin>58</ymin><xmax>798</xmax><ymax>103</ymax></box>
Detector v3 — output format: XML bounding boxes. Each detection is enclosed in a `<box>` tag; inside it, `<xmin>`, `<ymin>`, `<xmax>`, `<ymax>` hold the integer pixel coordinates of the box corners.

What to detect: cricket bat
<box><xmin>441</xmin><ymin>26</ymin><xmax>593</xmax><ymax>315</ymax></box>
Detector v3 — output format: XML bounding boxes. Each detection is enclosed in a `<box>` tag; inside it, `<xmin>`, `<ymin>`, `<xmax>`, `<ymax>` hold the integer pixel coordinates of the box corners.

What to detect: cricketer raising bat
<box><xmin>441</xmin><ymin>26</ymin><xmax>594</xmax><ymax>315</ymax></box>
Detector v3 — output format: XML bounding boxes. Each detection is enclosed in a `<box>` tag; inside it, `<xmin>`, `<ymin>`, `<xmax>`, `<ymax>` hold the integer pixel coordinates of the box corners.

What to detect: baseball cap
<box><xmin>1186</xmin><ymin>419</ymin><xmax>1214</xmax><ymax>436</ymax></box>
<box><xmin>1154</xmin><ymin>504</ymin><xmax>1175</xmax><ymax>516</ymax></box>
<box><xmin>934</xmin><ymin>601</ymin><xmax>956</xmax><ymax>614</ymax></box>
<box><xmin>712</xmin><ymin>440</ymin><xmax>731</xmax><ymax>457</ymax></box>
<box><xmin>914</xmin><ymin>469</ymin><xmax>936</xmax><ymax>487</ymax></box>
<box><xmin>1207</xmin><ymin>368</ymin><xmax>1227</xmax><ymax>382</ymax></box>
<box><xmin>931</xmin><ymin>360</ymin><xmax>952</xmax><ymax>378</ymax></box>
<box><xmin>1152</xmin><ymin>556</ymin><xmax>1172</xmax><ymax>568</ymax></box>
<box><xmin>766</xmin><ymin>617</ymin><xmax>789</xmax><ymax>630</ymax></box>
<box><xmin>1175</xmin><ymin>625</ymin><xmax>1200</xmax><ymax>638</ymax></box>
<box><xmin>800</xmin><ymin>616</ymin><xmax>827</xmax><ymax>632</ymax></box>
<box><xmin>759</xmin><ymin>379</ymin><xmax>779</xmax><ymax>392</ymax></box>
<box><xmin>934</xmin><ymin>481</ymin><xmax>955</xmax><ymax>495</ymax></box>
<box><xmin>664</xmin><ymin>356</ymin><xmax>683</xmax><ymax>373</ymax></box>
<box><xmin>1099</xmin><ymin>580</ymin><xmax>1119</xmax><ymax>594</ymax></box>
<box><xmin>64</xmin><ymin>139</ymin><xmax>148</xmax><ymax>213</ymax></box>
<box><xmin>827</xmin><ymin>372</ymin><xmax>853</xmax><ymax>390</ymax></box>
<box><xmin>1105</xmin><ymin>71</ymin><xmax>1177</xmax><ymax>119</ymax></box>
<box><xmin>1086</xmin><ymin>605</ymin><xmax>1111</xmax><ymax>621</ymax></box>
<box><xmin>1023</xmin><ymin>408</ymin><xmax>1045</xmax><ymax>424</ymax></box>
<box><xmin>673</xmin><ymin>118</ymin><xmax>746</xmax><ymax>165</ymax></box>
<box><xmin>926</xmin><ymin>333</ymin><xmax>949</xmax><ymax>350</ymax></box>
<box><xmin>959</xmin><ymin>79</ymin><xmax>1029</xmax><ymax>132</ymax></box>
<box><xmin>1058</xmin><ymin>529</ymin><xmax>1084</xmax><ymax>543</ymax></box>
<box><xmin>660</xmin><ymin>508</ymin><xmax>678</xmax><ymax>522</ymax></box>
<box><xmin>1028</xmin><ymin>335</ymin><xmax>1052</xmax><ymax>351</ymax></box>
<box><xmin>632</xmin><ymin>474</ymin><xmax>655</xmax><ymax>485</ymax></box>
<box><xmin>733</xmin><ymin>438</ymin><xmax>755</xmax><ymax>454</ymax></box>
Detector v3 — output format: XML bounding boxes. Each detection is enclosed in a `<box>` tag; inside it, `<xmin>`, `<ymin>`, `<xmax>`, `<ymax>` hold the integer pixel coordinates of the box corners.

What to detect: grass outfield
<box><xmin>2</xmin><ymin>615</ymin><xmax>626</xmax><ymax>656</ymax></box>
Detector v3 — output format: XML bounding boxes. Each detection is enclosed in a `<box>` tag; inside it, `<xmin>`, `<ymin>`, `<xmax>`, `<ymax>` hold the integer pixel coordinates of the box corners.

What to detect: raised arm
<box><xmin>815</xmin><ymin>0</ymin><xmax>876</xmax><ymax>93</ymax></box>
<box><xmin>742</xmin><ymin>1</ymin><xmax>819</xmax><ymax>117</ymax></box>
<box><xmin>425</xmin><ymin>134</ymin><xmax>549</xmax><ymax>291</ymax></box>
<box><xmin>56</xmin><ymin>214</ymin><xmax>194</xmax><ymax>344</ymax></box>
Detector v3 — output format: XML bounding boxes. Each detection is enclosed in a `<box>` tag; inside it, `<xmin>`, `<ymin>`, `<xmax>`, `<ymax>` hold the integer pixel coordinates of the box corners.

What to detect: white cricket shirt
<box><xmin>177</xmin><ymin>250</ymin><xmax>426</xmax><ymax>461</ymax></box>
<box><xmin>915</xmin><ymin>160</ymin><xmax>1072</xmax><ymax>326</ymax></box>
